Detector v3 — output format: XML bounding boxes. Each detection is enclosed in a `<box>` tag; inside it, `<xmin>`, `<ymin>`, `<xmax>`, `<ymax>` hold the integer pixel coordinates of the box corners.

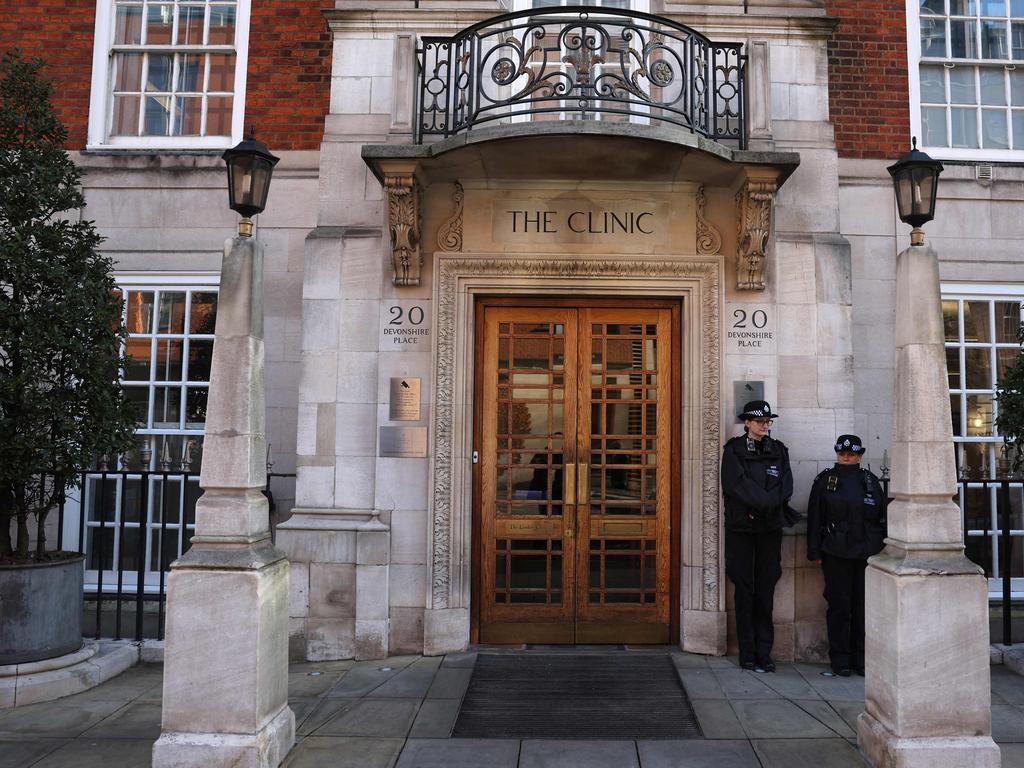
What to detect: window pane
<box><xmin>185</xmin><ymin>388</ymin><xmax>208</xmax><ymax>428</ymax></box>
<box><xmin>921</xmin><ymin>0</ymin><xmax>946</xmax><ymax>11</ymax></box>
<box><xmin>995</xmin><ymin>301</ymin><xmax>1022</xmax><ymax>342</ymax></box>
<box><xmin>1013</xmin><ymin>21</ymin><xmax>1024</xmax><ymax>57</ymax></box>
<box><xmin>155</xmin><ymin>340</ymin><xmax>184</xmax><ymax>381</ymax></box>
<box><xmin>208</xmin><ymin>4</ymin><xmax>236</xmax><ymax>45</ymax></box>
<box><xmin>948</xmin><ymin>347</ymin><xmax>962</xmax><ymax>388</ymax></box>
<box><xmin>922</xmin><ymin>106</ymin><xmax>950</xmax><ymax>146</ymax></box>
<box><xmin>146</xmin><ymin>54</ymin><xmax>173</xmax><ymax>92</ymax></box>
<box><xmin>189</xmin><ymin>292</ymin><xmax>218</xmax><ymax>333</ymax></box>
<box><xmin>153</xmin><ymin>386</ymin><xmax>182</xmax><ymax>428</ymax></box>
<box><xmin>965</xmin><ymin>300</ymin><xmax>993</xmax><ymax>342</ymax></box>
<box><xmin>950</xmin><ymin>66</ymin><xmax>977</xmax><ymax>103</ymax></box>
<box><xmin>998</xmin><ymin>348</ymin><xmax>1021</xmax><ymax>379</ymax></box>
<box><xmin>922</xmin><ymin>17</ymin><xmax>949</xmax><ymax>57</ymax></box>
<box><xmin>966</xmin><ymin>348</ymin><xmax>993</xmax><ymax>388</ymax></box>
<box><xmin>951</xmin><ymin>19</ymin><xmax>978</xmax><ymax>57</ymax></box>
<box><xmin>981</xmin><ymin>68</ymin><xmax>1006</xmax><ymax>103</ymax></box>
<box><xmin>178</xmin><ymin>53</ymin><xmax>202</xmax><ymax>91</ymax></box>
<box><xmin>1014</xmin><ymin>109</ymin><xmax>1024</xmax><ymax>146</ymax></box>
<box><xmin>981</xmin><ymin>20</ymin><xmax>1008</xmax><ymax>58</ymax></box>
<box><xmin>982</xmin><ymin>108</ymin><xmax>1009</xmax><ymax>146</ymax></box>
<box><xmin>951</xmin><ymin>394</ymin><xmax>963</xmax><ymax>436</ymax></box>
<box><xmin>158</xmin><ymin>292</ymin><xmax>186</xmax><ymax>333</ymax></box>
<box><xmin>966</xmin><ymin>394</ymin><xmax>994</xmax><ymax>435</ymax></box>
<box><xmin>114</xmin><ymin>5</ymin><xmax>143</xmax><ymax>45</ymax></box>
<box><xmin>125</xmin><ymin>337</ymin><xmax>153</xmax><ymax>380</ymax></box>
<box><xmin>123</xmin><ymin>385</ymin><xmax>150</xmax><ymax>426</ymax></box>
<box><xmin>1014</xmin><ymin>0</ymin><xmax>1024</xmax><ymax>15</ymax></box>
<box><xmin>951</xmin><ymin>106</ymin><xmax>980</xmax><ymax>146</ymax></box>
<box><xmin>111</xmin><ymin>95</ymin><xmax>140</xmax><ymax>136</ymax></box>
<box><xmin>146</xmin><ymin>4</ymin><xmax>174</xmax><ymax>45</ymax></box>
<box><xmin>177</xmin><ymin>5</ymin><xmax>205</xmax><ymax>45</ymax></box>
<box><xmin>1012</xmin><ymin>69</ymin><xmax>1024</xmax><ymax>103</ymax></box>
<box><xmin>208</xmin><ymin>54</ymin><xmax>235</xmax><ymax>92</ymax></box>
<box><xmin>174</xmin><ymin>96</ymin><xmax>202</xmax><ymax>135</ymax></box>
<box><xmin>206</xmin><ymin>95</ymin><xmax>232</xmax><ymax>135</ymax></box>
<box><xmin>187</xmin><ymin>340</ymin><xmax>214</xmax><ymax>382</ymax></box>
<box><xmin>944</xmin><ymin>300</ymin><xmax>961</xmax><ymax>341</ymax></box>
<box><xmin>981</xmin><ymin>0</ymin><xmax>1006</xmax><ymax>14</ymax></box>
<box><xmin>951</xmin><ymin>0</ymin><xmax>976</xmax><ymax>12</ymax></box>
<box><xmin>126</xmin><ymin>291</ymin><xmax>154</xmax><ymax>334</ymax></box>
<box><xmin>114</xmin><ymin>53</ymin><xmax>143</xmax><ymax>92</ymax></box>
<box><xmin>921</xmin><ymin>64</ymin><xmax>947</xmax><ymax>102</ymax></box>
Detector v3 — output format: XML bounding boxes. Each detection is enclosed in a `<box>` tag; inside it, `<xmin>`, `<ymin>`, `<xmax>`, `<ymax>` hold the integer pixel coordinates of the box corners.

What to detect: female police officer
<box><xmin>721</xmin><ymin>400</ymin><xmax>794</xmax><ymax>673</ymax></box>
<box><xmin>806</xmin><ymin>434</ymin><xmax>887</xmax><ymax>677</ymax></box>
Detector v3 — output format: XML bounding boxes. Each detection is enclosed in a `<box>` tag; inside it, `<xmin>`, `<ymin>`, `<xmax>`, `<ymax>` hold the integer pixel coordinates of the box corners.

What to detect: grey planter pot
<box><xmin>0</xmin><ymin>553</ymin><xmax>84</xmax><ymax>665</ymax></box>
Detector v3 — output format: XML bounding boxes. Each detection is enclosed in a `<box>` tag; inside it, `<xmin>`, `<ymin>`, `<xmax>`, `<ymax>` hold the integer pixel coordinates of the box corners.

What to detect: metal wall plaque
<box><xmin>379</xmin><ymin>426</ymin><xmax>428</xmax><ymax>458</ymax></box>
<box><xmin>389</xmin><ymin>377</ymin><xmax>421</xmax><ymax>421</ymax></box>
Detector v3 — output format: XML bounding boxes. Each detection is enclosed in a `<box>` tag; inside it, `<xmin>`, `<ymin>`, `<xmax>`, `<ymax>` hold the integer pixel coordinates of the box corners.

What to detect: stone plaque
<box><xmin>389</xmin><ymin>377</ymin><xmax>421</xmax><ymax>421</ymax></box>
<box><xmin>725</xmin><ymin>305</ymin><xmax>776</xmax><ymax>355</ymax></box>
<box><xmin>379</xmin><ymin>426</ymin><xmax>428</xmax><ymax>458</ymax></box>
<box><xmin>380</xmin><ymin>301</ymin><xmax>430</xmax><ymax>349</ymax></box>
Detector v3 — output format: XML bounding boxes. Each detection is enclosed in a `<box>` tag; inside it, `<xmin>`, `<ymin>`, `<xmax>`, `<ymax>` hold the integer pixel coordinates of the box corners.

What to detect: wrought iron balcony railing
<box><xmin>416</xmin><ymin>6</ymin><xmax>747</xmax><ymax>147</ymax></box>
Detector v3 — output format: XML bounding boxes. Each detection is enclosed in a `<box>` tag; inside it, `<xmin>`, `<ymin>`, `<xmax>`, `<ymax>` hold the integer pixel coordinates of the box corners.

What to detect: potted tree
<box><xmin>0</xmin><ymin>52</ymin><xmax>135</xmax><ymax>664</ymax></box>
<box><xmin>995</xmin><ymin>314</ymin><xmax>1024</xmax><ymax>478</ymax></box>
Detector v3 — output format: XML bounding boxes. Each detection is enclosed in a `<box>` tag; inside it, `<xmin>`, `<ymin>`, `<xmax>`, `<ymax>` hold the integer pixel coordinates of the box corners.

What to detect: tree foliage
<box><xmin>995</xmin><ymin>315</ymin><xmax>1024</xmax><ymax>476</ymax></box>
<box><xmin>0</xmin><ymin>51</ymin><xmax>136</xmax><ymax>561</ymax></box>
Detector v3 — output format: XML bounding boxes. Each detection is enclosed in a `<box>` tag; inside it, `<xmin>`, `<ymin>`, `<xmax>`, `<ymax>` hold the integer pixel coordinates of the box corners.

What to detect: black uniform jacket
<box><xmin>806</xmin><ymin>464</ymin><xmax>887</xmax><ymax>561</ymax></box>
<box><xmin>721</xmin><ymin>434</ymin><xmax>794</xmax><ymax>533</ymax></box>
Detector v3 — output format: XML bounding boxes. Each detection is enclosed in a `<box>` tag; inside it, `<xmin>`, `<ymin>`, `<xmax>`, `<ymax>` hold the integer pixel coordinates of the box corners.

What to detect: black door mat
<box><xmin>452</xmin><ymin>652</ymin><xmax>702</xmax><ymax>739</ymax></box>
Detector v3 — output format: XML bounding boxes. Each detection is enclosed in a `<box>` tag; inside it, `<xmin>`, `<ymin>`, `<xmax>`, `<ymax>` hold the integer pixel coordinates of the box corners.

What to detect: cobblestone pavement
<box><xmin>0</xmin><ymin>650</ymin><xmax>1022</xmax><ymax>768</ymax></box>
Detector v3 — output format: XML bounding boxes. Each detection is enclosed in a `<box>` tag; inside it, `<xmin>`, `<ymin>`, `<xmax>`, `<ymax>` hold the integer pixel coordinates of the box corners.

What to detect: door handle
<box><xmin>577</xmin><ymin>462</ymin><xmax>589</xmax><ymax>506</ymax></box>
<box><xmin>563</xmin><ymin>459</ymin><xmax>576</xmax><ymax>506</ymax></box>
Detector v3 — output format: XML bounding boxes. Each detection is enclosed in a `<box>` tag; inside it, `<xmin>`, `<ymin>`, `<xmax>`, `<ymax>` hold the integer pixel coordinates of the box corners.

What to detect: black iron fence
<box><xmin>416</xmin><ymin>6</ymin><xmax>747</xmax><ymax>146</ymax></box>
<box><xmin>45</xmin><ymin>466</ymin><xmax>296</xmax><ymax>642</ymax></box>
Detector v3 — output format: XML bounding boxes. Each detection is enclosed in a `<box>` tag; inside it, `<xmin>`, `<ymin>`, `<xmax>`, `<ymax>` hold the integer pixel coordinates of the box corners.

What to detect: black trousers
<box><xmin>821</xmin><ymin>554</ymin><xmax>867</xmax><ymax>670</ymax></box>
<box><xmin>725</xmin><ymin>529</ymin><xmax>782</xmax><ymax>664</ymax></box>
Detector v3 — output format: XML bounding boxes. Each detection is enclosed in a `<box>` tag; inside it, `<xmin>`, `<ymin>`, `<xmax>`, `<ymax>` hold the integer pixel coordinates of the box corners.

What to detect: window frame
<box><xmin>908</xmin><ymin>0</ymin><xmax>1024</xmax><ymax>161</ymax></box>
<box><xmin>942</xmin><ymin>281</ymin><xmax>1024</xmax><ymax>598</ymax></box>
<box><xmin>87</xmin><ymin>0</ymin><xmax>251</xmax><ymax>150</ymax></box>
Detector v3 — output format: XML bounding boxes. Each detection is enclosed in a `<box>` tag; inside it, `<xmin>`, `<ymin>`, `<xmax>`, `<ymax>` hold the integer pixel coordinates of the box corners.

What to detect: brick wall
<box><xmin>0</xmin><ymin>1</ymin><xmax>332</xmax><ymax>151</ymax></box>
<box><xmin>824</xmin><ymin>0</ymin><xmax>912</xmax><ymax>159</ymax></box>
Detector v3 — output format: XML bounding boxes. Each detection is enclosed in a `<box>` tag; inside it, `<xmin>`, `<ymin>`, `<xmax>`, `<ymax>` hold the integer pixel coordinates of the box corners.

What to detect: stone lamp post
<box><xmin>152</xmin><ymin>137</ymin><xmax>295</xmax><ymax>768</ymax></box>
<box><xmin>857</xmin><ymin>143</ymin><xmax>1000</xmax><ymax>767</ymax></box>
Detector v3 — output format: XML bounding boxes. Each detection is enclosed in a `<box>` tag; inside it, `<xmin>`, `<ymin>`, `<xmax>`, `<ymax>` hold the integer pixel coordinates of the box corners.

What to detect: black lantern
<box><xmin>222</xmin><ymin>133</ymin><xmax>279</xmax><ymax>237</ymax></box>
<box><xmin>887</xmin><ymin>138</ymin><xmax>943</xmax><ymax>245</ymax></box>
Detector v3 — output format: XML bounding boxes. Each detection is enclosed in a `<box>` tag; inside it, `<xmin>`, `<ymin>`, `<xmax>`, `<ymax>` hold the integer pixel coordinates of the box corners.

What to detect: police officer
<box><xmin>806</xmin><ymin>434</ymin><xmax>887</xmax><ymax>677</ymax></box>
<box><xmin>721</xmin><ymin>400</ymin><xmax>794</xmax><ymax>673</ymax></box>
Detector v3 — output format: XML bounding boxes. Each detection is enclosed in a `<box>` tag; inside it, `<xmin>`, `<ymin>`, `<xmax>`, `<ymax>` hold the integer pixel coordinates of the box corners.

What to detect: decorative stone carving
<box><xmin>429</xmin><ymin>256</ymin><xmax>722</xmax><ymax>614</ymax></box>
<box><xmin>436</xmin><ymin>182</ymin><xmax>464</xmax><ymax>252</ymax></box>
<box><xmin>734</xmin><ymin>178</ymin><xmax>776</xmax><ymax>291</ymax></box>
<box><xmin>695</xmin><ymin>185</ymin><xmax>721</xmax><ymax>256</ymax></box>
<box><xmin>384</xmin><ymin>170</ymin><xmax>422</xmax><ymax>286</ymax></box>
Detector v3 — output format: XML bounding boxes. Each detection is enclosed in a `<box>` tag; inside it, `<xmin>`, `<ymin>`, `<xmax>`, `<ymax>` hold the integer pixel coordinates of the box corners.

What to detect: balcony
<box><xmin>415</xmin><ymin>6</ymin><xmax>747</xmax><ymax>148</ymax></box>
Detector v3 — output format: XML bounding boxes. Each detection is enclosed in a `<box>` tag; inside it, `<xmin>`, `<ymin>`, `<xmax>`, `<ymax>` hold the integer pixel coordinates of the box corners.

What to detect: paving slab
<box><xmin>827</xmin><ymin>700</ymin><xmax>864</xmax><ymax>732</ymax></box>
<box><xmin>395</xmin><ymin>738</ymin><xmax>520</xmax><ymax>768</ymax></box>
<box><xmin>0</xmin><ymin>738</ymin><xmax>67</xmax><ymax>768</ymax></box>
<box><xmin>298</xmin><ymin>697</ymin><xmax>356</xmax><ymax>736</ymax></box>
<box><xmin>282</xmin><ymin>736</ymin><xmax>404</xmax><ymax>768</ymax></box>
<box><xmin>368</xmin><ymin>657</ymin><xmax>442</xmax><ymax>698</ymax></box>
<box><xmin>759</xmin><ymin>666</ymin><xmax>822</xmax><ymax>700</ymax></box>
<box><xmin>289</xmin><ymin>671</ymin><xmax>345</xmax><ymax>698</ymax></box>
<box><xmin>677</xmin><ymin>669</ymin><xmax>725</xmax><ymax>700</ymax></box>
<box><xmin>29</xmin><ymin>738</ymin><xmax>155</xmax><ymax>768</ymax></box>
<box><xmin>794</xmin><ymin>665</ymin><xmax>865</xmax><ymax>701</ymax></box>
<box><xmin>730</xmin><ymin>699</ymin><xmax>837</xmax><ymax>739</ymax></box>
<box><xmin>64</xmin><ymin>664</ymin><xmax>162</xmax><ymax>703</ymax></box>
<box><xmin>637</xmin><ymin>739</ymin><xmax>760</xmax><ymax>768</ymax></box>
<box><xmin>316</xmin><ymin>697</ymin><xmax>420</xmax><ymax>737</ymax></box>
<box><xmin>0</xmin><ymin>699</ymin><xmax>126</xmax><ymax>738</ymax></box>
<box><xmin>791</xmin><ymin>699</ymin><xmax>856</xmax><ymax>738</ymax></box>
<box><xmin>409</xmin><ymin>698</ymin><xmax>461</xmax><ymax>738</ymax></box>
<box><xmin>288</xmin><ymin>697</ymin><xmax>322</xmax><ymax>731</ymax></box>
<box><xmin>289</xmin><ymin>660</ymin><xmax>356</xmax><ymax>674</ymax></box>
<box><xmin>328</xmin><ymin>659</ymin><xmax>419</xmax><ymax>698</ymax></box>
<box><xmin>714</xmin><ymin>670</ymin><xmax>782</xmax><ymax>700</ymax></box>
<box><xmin>707</xmin><ymin>657</ymin><xmax>739</xmax><ymax>670</ymax></box>
<box><xmin>752</xmin><ymin>737</ymin><xmax>869</xmax><ymax>768</ymax></box>
<box><xmin>689</xmin><ymin>699</ymin><xmax>745</xmax><ymax>739</ymax></box>
<box><xmin>669</xmin><ymin>652</ymin><xmax>710</xmax><ymax>670</ymax></box>
<box><xmin>425</xmin><ymin>666</ymin><xmax>474</xmax><ymax>699</ymax></box>
<box><xmin>992</xmin><ymin>668</ymin><xmax>1024</xmax><ymax>705</ymax></box>
<box><xmin>519</xmin><ymin>739</ymin><xmax>640</xmax><ymax>768</ymax></box>
<box><xmin>440</xmin><ymin>651</ymin><xmax>478</xmax><ymax>668</ymax></box>
<box><xmin>81</xmin><ymin>701</ymin><xmax>162</xmax><ymax>739</ymax></box>
<box><xmin>991</xmin><ymin>704</ymin><xmax>1024</xmax><ymax>742</ymax></box>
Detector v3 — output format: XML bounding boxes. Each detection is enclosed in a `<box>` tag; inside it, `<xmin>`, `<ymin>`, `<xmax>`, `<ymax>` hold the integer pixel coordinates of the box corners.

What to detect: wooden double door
<box><xmin>474</xmin><ymin>301</ymin><xmax>678</xmax><ymax>644</ymax></box>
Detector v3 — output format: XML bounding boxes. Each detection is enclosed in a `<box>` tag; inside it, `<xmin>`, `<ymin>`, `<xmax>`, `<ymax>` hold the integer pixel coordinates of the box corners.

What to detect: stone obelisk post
<box><xmin>153</xmin><ymin>236</ymin><xmax>295</xmax><ymax>768</ymax></box>
<box><xmin>857</xmin><ymin>241</ymin><xmax>999</xmax><ymax>768</ymax></box>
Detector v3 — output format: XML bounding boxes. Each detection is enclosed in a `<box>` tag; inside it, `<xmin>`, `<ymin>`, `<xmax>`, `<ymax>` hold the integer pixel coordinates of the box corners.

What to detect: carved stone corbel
<box><xmin>384</xmin><ymin>169</ymin><xmax>423</xmax><ymax>286</ymax></box>
<box><xmin>695</xmin><ymin>185</ymin><xmax>722</xmax><ymax>256</ymax></box>
<box><xmin>734</xmin><ymin>177</ymin><xmax>777</xmax><ymax>291</ymax></box>
<box><xmin>436</xmin><ymin>181</ymin><xmax>464</xmax><ymax>252</ymax></box>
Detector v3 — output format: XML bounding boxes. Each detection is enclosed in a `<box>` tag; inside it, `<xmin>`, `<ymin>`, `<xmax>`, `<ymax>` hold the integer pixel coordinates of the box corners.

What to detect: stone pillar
<box><xmin>153</xmin><ymin>237</ymin><xmax>295</xmax><ymax>768</ymax></box>
<box><xmin>857</xmin><ymin>243</ymin><xmax>998</xmax><ymax>768</ymax></box>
